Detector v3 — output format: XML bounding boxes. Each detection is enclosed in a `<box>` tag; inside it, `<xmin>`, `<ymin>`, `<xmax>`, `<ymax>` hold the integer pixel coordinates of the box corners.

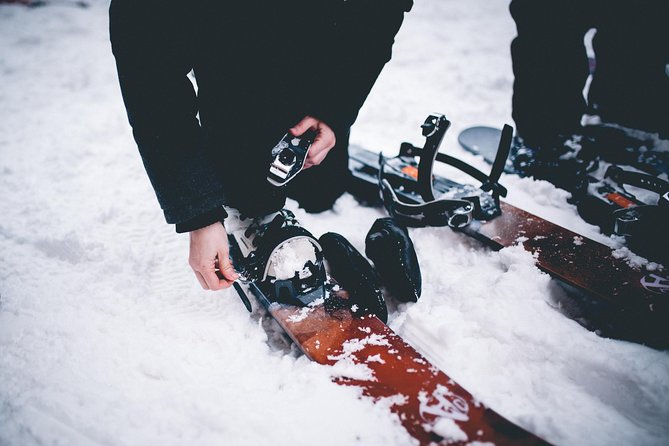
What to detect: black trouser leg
<box><xmin>286</xmin><ymin>127</ymin><xmax>351</xmax><ymax>213</ymax></box>
<box><xmin>510</xmin><ymin>0</ymin><xmax>593</xmax><ymax>146</ymax></box>
<box><xmin>588</xmin><ymin>1</ymin><xmax>669</xmax><ymax>135</ymax></box>
<box><xmin>209</xmin><ymin>108</ymin><xmax>289</xmax><ymax>218</ymax></box>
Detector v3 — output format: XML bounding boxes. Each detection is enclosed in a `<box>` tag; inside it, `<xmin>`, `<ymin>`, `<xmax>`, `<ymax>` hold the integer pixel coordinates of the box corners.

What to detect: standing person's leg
<box><xmin>588</xmin><ymin>0</ymin><xmax>669</xmax><ymax>136</ymax></box>
<box><xmin>510</xmin><ymin>0</ymin><xmax>593</xmax><ymax>146</ymax></box>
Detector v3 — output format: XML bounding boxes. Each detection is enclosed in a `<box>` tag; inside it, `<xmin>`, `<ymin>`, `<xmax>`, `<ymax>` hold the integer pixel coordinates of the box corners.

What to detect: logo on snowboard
<box><xmin>640</xmin><ymin>274</ymin><xmax>669</xmax><ymax>294</ymax></box>
<box><xmin>418</xmin><ymin>385</ymin><xmax>469</xmax><ymax>422</ymax></box>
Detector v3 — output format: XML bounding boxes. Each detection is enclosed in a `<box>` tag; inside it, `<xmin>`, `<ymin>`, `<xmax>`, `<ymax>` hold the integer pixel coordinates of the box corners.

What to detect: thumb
<box><xmin>218</xmin><ymin>252</ymin><xmax>239</xmax><ymax>281</ymax></box>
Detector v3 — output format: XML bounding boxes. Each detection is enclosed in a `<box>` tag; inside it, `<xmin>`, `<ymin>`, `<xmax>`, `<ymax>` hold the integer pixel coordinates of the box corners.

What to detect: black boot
<box><xmin>510</xmin><ymin>133</ymin><xmax>596</xmax><ymax>195</ymax></box>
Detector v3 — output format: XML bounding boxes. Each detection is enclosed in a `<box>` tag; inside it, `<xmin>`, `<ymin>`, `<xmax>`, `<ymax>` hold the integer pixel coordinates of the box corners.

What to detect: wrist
<box><xmin>176</xmin><ymin>206</ymin><xmax>228</xmax><ymax>233</ymax></box>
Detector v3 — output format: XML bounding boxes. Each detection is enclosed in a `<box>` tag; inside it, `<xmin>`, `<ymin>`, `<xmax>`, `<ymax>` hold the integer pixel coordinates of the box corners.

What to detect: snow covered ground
<box><xmin>1</xmin><ymin>1</ymin><xmax>668</xmax><ymax>445</ymax></box>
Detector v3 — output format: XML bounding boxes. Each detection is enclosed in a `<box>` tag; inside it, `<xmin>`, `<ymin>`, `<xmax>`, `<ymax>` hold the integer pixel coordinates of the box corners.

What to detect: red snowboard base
<box><xmin>268</xmin><ymin>299</ymin><xmax>548</xmax><ymax>445</ymax></box>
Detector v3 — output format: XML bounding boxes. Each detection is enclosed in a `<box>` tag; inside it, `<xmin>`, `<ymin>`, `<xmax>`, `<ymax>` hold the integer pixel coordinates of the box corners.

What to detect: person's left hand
<box><xmin>289</xmin><ymin>116</ymin><xmax>336</xmax><ymax>169</ymax></box>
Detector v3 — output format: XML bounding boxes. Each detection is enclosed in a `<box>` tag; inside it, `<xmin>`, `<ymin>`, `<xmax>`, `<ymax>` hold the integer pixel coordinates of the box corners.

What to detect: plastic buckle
<box><xmin>267</xmin><ymin>132</ymin><xmax>316</xmax><ymax>186</ymax></box>
<box><xmin>660</xmin><ymin>191</ymin><xmax>669</xmax><ymax>210</ymax></box>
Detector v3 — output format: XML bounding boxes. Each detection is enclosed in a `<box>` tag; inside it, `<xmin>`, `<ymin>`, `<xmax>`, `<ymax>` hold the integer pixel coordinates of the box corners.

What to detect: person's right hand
<box><xmin>189</xmin><ymin>222</ymin><xmax>239</xmax><ymax>290</ymax></box>
<box><xmin>289</xmin><ymin>115</ymin><xmax>336</xmax><ymax>169</ymax></box>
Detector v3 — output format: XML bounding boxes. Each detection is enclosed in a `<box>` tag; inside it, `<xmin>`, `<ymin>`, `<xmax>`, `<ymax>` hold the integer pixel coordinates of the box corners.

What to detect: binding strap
<box><xmin>243</xmin><ymin>210</ymin><xmax>326</xmax><ymax>307</ymax></box>
<box><xmin>380</xmin><ymin>153</ymin><xmax>474</xmax><ymax>228</ymax></box>
<box><xmin>415</xmin><ymin>120</ymin><xmax>510</xmax><ymax>210</ymax></box>
<box><xmin>605</xmin><ymin>166</ymin><xmax>669</xmax><ymax>196</ymax></box>
<box><xmin>379</xmin><ymin>114</ymin><xmax>511</xmax><ymax>228</ymax></box>
<box><xmin>604</xmin><ymin>166</ymin><xmax>669</xmax><ymax>237</ymax></box>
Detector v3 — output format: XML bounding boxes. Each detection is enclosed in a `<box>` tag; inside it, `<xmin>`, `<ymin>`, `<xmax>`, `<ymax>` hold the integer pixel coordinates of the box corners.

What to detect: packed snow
<box><xmin>1</xmin><ymin>1</ymin><xmax>668</xmax><ymax>445</ymax></box>
<box><xmin>267</xmin><ymin>237</ymin><xmax>318</xmax><ymax>280</ymax></box>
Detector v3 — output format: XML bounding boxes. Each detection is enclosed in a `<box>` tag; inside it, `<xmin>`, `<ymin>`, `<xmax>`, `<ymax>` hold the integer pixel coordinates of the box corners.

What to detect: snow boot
<box><xmin>510</xmin><ymin>134</ymin><xmax>597</xmax><ymax>194</ymax></box>
<box><xmin>581</xmin><ymin>124</ymin><xmax>669</xmax><ymax>177</ymax></box>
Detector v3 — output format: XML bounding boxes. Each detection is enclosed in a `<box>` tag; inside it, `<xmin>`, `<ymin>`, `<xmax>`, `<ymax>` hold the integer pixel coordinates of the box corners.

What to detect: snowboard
<box><xmin>229</xmin><ymin>210</ymin><xmax>547</xmax><ymax>445</ymax></box>
<box><xmin>241</xmin><ymin>281</ymin><xmax>548</xmax><ymax>445</ymax></box>
<box><xmin>459</xmin><ymin>125</ymin><xmax>669</xmax><ymax>177</ymax></box>
<box><xmin>348</xmin><ymin>119</ymin><xmax>668</xmax><ymax>349</ymax></box>
<box><xmin>459</xmin><ymin>126</ymin><xmax>509</xmax><ymax>168</ymax></box>
<box><xmin>459</xmin><ymin>125</ymin><xmax>669</xmax><ymax>267</ymax></box>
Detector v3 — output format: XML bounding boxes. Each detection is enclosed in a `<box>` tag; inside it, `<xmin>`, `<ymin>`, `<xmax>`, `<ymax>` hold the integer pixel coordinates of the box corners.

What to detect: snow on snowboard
<box><xmin>268</xmin><ymin>303</ymin><xmax>545</xmax><ymax>445</ymax></box>
<box><xmin>227</xmin><ymin>208</ymin><xmax>547</xmax><ymax>445</ymax></box>
<box><xmin>348</xmin><ymin>115</ymin><xmax>668</xmax><ymax>349</ymax></box>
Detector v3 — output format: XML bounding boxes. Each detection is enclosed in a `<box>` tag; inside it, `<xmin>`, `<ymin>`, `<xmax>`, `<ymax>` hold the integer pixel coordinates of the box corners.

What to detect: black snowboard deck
<box><xmin>458</xmin><ymin>126</ymin><xmax>507</xmax><ymax>166</ymax></box>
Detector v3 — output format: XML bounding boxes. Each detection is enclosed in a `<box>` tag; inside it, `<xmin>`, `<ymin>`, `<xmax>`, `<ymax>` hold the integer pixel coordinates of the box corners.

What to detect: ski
<box><xmin>227</xmin><ymin>208</ymin><xmax>547</xmax><ymax>445</ymax></box>
<box><xmin>349</xmin><ymin>114</ymin><xmax>668</xmax><ymax>348</ymax></box>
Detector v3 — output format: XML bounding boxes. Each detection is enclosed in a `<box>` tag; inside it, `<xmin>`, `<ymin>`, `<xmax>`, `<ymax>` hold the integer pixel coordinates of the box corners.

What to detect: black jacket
<box><xmin>110</xmin><ymin>0</ymin><xmax>412</xmax><ymax>228</ymax></box>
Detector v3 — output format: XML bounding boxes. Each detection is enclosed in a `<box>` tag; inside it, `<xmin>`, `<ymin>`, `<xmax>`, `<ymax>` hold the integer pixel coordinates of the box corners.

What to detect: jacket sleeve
<box><xmin>307</xmin><ymin>0</ymin><xmax>413</xmax><ymax>129</ymax></box>
<box><xmin>109</xmin><ymin>0</ymin><xmax>227</xmax><ymax>226</ymax></box>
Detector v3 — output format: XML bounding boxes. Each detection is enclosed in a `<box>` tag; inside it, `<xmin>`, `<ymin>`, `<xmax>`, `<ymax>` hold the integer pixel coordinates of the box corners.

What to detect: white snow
<box><xmin>612</xmin><ymin>246</ymin><xmax>663</xmax><ymax>271</ymax></box>
<box><xmin>366</xmin><ymin>354</ymin><xmax>386</xmax><ymax>364</ymax></box>
<box><xmin>1</xmin><ymin>1</ymin><xmax>668</xmax><ymax>446</ymax></box>
<box><xmin>431</xmin><ymin>417</ymin><xmax>468</xmax><ymax>443</ymax></box>
<box><xmin>267</xmin><ymin>237</ymin><xmax>317</xmax><ymax>280</ymax></box>
<box><xmin>286</xmin><ymin>306</ymin><xmax>313</xmax><ymax>323</ymax></box>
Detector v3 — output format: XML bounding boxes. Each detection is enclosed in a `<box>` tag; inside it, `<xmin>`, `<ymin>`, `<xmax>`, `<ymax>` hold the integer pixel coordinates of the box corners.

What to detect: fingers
<box><xmin>198</xmin><ymin>256</ymin><xmax>238</xmax><ymax>291</ymax></box>
<box><xmin>191</xmin><ymin>258</ymin><xmax>233</xmax><ymax>291</ymax></box>
<box><xmin>217</xmin><ymin>253</ymin><xmax>239</xmax><ymax>282</ymax></box>
<box><xmin>195</xmin><ymin>271</ymin><xmax>208</xmax><ymax>290</ymax></box>
<box><xmin>189</xmin><ymin>222</ymin><xmax>237</xmax><ymax>291</ymax></box>
<box><xmin>304</xmin><ymin>132</ymin><xmax>336</xmax><ymax>169</ymax></box>
<box><xmin>306</xmin><ymin>148</ymin><xmax>330</xmax><ymax>169</ymax></box>
<box><xmin>305</xmin><ymin>126</ymin><xmax>335</xmax><ymax>162</ymax></box>
<box><xmin>293</xmin><ymin>116</ymin><xmax>335</xmax><ymax>169</ymax></box>
<box><xmin>289</xmin><ymin>116</ymin><xmax>319</xmax><ymax>137</ymax></box>
<box><xmin>201</xmin><ymin>268</ymin><xmax>231</xmax><ymax>291</ymax></box>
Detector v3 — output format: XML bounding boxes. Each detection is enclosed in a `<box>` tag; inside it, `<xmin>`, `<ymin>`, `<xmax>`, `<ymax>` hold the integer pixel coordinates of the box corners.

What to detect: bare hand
<box><xmin>189</xmin><ymin>222</ymin><xmax>239</xmax><ymax>290</ymax></box>
<box><xmin>289</xmin><ymin>115</ymin><xmax>336</xmax><ymax>169</ymax></box>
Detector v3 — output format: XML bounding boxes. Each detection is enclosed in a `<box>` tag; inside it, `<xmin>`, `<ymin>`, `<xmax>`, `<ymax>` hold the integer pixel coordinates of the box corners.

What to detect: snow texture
<box><xmin>1</xmin><ymin>1</ymin><xmax>668</xmax><ymax>446</ymax></box>
<box><xmin>328</xmin><ymin>335</ymin><xmax>392</xmax><ymax>382</ymax></box>
<box><xmin>267</xmin><ymin>237</ymin><xmax>317</xmax><ymax>280</ymax></box>
<box><xmin>431</xmin><ymin>417</ymin><xmax>468</xmax><ymax>443</ymax></box>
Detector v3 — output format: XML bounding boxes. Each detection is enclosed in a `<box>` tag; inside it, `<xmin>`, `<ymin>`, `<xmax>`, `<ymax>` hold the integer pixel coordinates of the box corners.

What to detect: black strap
<box><xmin>378</xmin><ymin>114</ymin><xmax>513</xmax><ymax>227</ymax></box>
<box><xmin>602</xmin><ymin>166</ymin><xmax>669</xmax><ymax>239</ymax></box>
<box><xmin>380</xmin><ymin>177</ymin><xmax>473</xmax><ymax>228</ymax></box>
<box><xmin>410</xmin><ymin>115</ymin><xmax>509</xmax><ymax>218</ymax></box>
<box><xmin>606</xmin><ymin>166</ymin><xmax>669</xmax><ymax>197</ymax></box>
<box><xmin>488</xmin><ymin>124</ymin><xmax>513</xmax><ymax>193</ymax></box>
<box><xmin>417</xmin><ymin>114</ymin><xmax>450</xmax><ymax>202</ymax></box>
<box><xmin>250</xmin><ymin>211</ymin><xmax>327</xmax><ymax>307</ymax></box>
<box><xmin>432</xmin><ymin>153</ymin><xmax>509</xmax><ymax>199</ymax></box>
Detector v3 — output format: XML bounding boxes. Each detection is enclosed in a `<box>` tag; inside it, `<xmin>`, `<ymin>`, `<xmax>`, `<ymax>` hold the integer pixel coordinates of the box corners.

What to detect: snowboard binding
<box><xmin>575</xmin><ymin>165</ymin><xmax>669</xmax><ymax>264</ymax></box>
<box><xmin>580</xmin><ymin>124</ymin><xmax>669</xmax><ymax>177</ymax></box>
<box><xmin>510</xmin><ymin>135</ymin><xmax>599</xmax><ymax>195</ymax></box>
<box><xmin>457</xmin><ymin>123</ymin><xmax>669</xmax><ymax>266</ymax></box>
<box><xmin>227</xmin><ymin>208</ymin><xmax>388</xmax><ymax>321</ymax></box>
<box><xmin>376</xmin><ymin>114</ymin><xmax>510</xmax><ymax>228</ymax></box>
<box><xmin>227</xmin><ymin>209</ymin><xmax>326</xmax><ymax>309</ymax></box>
<box><xmin>267</xmin><ymin>131</ymin><xmax>316</xmax><ymax>186</ymax></box>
